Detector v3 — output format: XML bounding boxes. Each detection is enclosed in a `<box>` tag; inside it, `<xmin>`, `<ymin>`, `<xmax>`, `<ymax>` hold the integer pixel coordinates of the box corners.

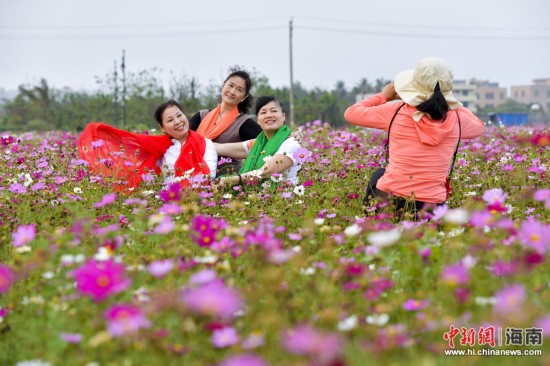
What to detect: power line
<box><xmin>296</xmin><ymin>25</ymin><xmax>550</xmax><ymax>40</ymax></box>
<box><xmin>0</xmin><ymin>16</ymin><xmax>288</xmax><ymax>30</ymax></box>
<box><xmin>297</xmin><ymin>15</ymin><xmax>550</xmax><ymax>32</ymax></box>
<box><xmin>0</xmin><ymin>26</ymin><xmax>286</xmax><ymax>41</ymax></box>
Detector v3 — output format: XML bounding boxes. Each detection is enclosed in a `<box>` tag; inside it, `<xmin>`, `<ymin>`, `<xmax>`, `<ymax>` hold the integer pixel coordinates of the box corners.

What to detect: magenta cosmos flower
<box><xmin>104</xmin><ymin>303</ymin><xmax>151</xmax><ymax>337</ymax></box>
<box><xmin>11</xmin><ymin>224</ymin><xmax>36</xmax><ymax>247</ymax></box>
<box><xmin>181</xmin><ymin>281</ymin><xmax>242</xmax><ymax>318</ymax></box>
<box><xmin>190</xmin><ymin>215</ymin><xmax>227</xmax><ymax>247</ymax></box>
<box><xmin>0</xmin><ymin>264</ymin><xmax>14</xmax><ymax>294</ymax></box>
<box><xmin>159</xmin><ymin>182</ymin><xmax>182</xmax><ymax>202</ymax></box>
<box><xmin>72</xmin><ymin>259</ymin><xmax>131</xmax><ymax>302</ymax></box>
<box><xmin>402</xmin><ymin>298</ymin><xmax>429</xmax><ymax>311</ymax></box>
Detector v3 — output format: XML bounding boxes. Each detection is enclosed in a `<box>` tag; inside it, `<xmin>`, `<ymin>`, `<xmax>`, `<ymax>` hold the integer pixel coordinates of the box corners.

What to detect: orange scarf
<box><xmin>195</xmin><ymin>105</ymin><xmax>240</xmax><ymax>140</ymax></box>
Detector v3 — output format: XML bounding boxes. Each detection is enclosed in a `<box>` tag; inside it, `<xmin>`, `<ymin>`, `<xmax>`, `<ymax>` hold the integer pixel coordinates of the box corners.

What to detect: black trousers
<box><xmin>363</xmin><ymin>168</ymin><xmax>430</xmax><ymax>214</ymax></box>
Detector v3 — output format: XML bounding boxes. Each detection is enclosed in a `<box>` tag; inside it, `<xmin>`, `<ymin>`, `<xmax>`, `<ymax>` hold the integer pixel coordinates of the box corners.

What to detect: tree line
<box><xmin>0</xmin><ymin>68</ymin><xmax>390</xmax><ymax>132</ymax></box>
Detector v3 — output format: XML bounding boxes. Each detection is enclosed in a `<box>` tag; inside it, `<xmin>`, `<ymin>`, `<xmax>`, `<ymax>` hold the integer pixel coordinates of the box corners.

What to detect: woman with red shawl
<box><xmin>77</xmin><ymin>100</ymin><xmax>217</xmax><ymax>191</ymax></box>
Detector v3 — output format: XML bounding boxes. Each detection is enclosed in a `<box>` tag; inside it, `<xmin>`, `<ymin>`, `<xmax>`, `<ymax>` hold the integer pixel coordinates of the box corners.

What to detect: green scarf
<box><xmin>240</xmin><ymin>125</ymin><xmax>291</xmax><ymax>174</ymax></box>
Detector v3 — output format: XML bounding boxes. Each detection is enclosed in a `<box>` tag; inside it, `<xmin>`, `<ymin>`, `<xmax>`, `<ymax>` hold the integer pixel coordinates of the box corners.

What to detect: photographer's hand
<box><xmin>382</xmin><ymin>82</ymin><xmax>399</xmax><ymax>101</ymax></box>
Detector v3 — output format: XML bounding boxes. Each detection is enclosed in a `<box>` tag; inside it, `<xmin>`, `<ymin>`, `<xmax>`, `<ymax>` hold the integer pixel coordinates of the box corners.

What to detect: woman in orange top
<box><xmin>344</xmin><ymin>57</ymin><xmax>484</xmax><ymax>210</ymax></box>
<box><xmin>188</xmin><ymin>68</ymin><xmax>261</xmax><ymax>175</ymax></box>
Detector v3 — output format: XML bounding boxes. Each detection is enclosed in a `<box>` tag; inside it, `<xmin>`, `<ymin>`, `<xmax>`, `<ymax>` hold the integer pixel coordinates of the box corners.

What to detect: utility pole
<box><xmin>121</xmin><ymin>49</ymin><xmax>127</xmax><ymax>128</ymax></box>
<box><xmin>289</xmin><ymin>17</ymin><xmax>295</xmax><ymax>128</ymax></box>
<box><xmin>113</xmin><ymin>60</ymin><xmax>119</xmax><ymax>127</ymax></box>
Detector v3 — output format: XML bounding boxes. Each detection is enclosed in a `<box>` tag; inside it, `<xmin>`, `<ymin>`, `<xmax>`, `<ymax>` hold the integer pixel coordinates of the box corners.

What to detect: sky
<box><xmin>1</xmin><ymin>0</ymin><xmax>549</xmax><ymax>96</ymax></box>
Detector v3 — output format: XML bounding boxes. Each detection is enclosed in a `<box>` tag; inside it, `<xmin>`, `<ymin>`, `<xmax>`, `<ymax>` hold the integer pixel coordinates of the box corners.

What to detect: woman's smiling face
<box><xmin>160</xmin><ymin>105</ymin><xmax>189</xmax><ymax>143</ymax></box>
<box><xmin>221</xmin><ymin>76</ymin><xmax>247</xmax><ymax>107</ymax></box>
<box><xmin>257</xmin><ymin>101</ymin><xmax>285</xmax><ymax>136</ymax></box>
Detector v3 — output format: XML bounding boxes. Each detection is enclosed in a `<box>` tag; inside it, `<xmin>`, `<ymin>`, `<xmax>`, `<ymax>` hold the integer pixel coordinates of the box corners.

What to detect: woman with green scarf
<box><xmin>214</xmin><ymin>96</ymin><xmax>303</xmax><ymax>186</ymax></box>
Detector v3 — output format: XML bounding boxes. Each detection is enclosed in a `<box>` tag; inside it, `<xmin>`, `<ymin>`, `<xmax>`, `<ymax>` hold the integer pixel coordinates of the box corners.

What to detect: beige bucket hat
<box><xmin>394</xmin><ymin>57</ymin><xmax>462</xmax><ymax>109</ymax></box>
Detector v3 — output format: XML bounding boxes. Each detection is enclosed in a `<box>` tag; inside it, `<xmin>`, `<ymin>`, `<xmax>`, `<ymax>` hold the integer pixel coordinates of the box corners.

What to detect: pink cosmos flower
<box><xmin>94</xmin><ymin>193</ymin><xmax>117</xmax><ymax>208</ymax></box>
<box><xmin>104</xmin><ymin>303</ymin><xmax>151</xmax><ymax>337</ymax></box>
<box><xmin>533</xmin><ymin>189</ymin><xmax>550</xmax><ymax>209</ymax></box>
<box><xmin>147</xmin><ymin>259</ymin><xmax>174</xmax><ymax>278</ymax></box>
<box><xmin>60</xmin><ymin>333</ymin><xmax>83</xmax><ymax>343</ymax></box>
<box><xmin>218</xmin><ymin>354</ymin><xmax>267</xmax><ymax>366</ymax></box>
<box><xmin>181</xmin><ymin>281</ymin><xmax>242</xmax><ymax>318</ymax></box>
<box><xmin>8</xmin><ymin>183</ymin><xmax>27</xmax><ymax>194</ymax></box>
<box><xmin>0</xmin><ymin>264</ymin><xmax>14</xmax><ymax>294</ymax></box>
<box><xmin>281</xmin><ymin>325</ymin><xmax>343</xmax><ymax>365</ymax></box>
<box><xmin>211</xmin><ymin>327</ymin><xmax>240</xmax><ymax>348</ymax></box>
<box><xmin>482</xmin><ymin>188</ymin><xmax>508</xmax><ymax>205</ymax></box>
<box><xmin>469</xmin><ymin>210</ymin><xmax>496</xmax><ymax>228</ymax></box>
<box><xmin>188</xmin><ymin>269</ymin><xmax>218</xmax><ymax>285</ymax></box>
<box><xmin>153</xmin><ymin>216</ymin><xmax>175</xmax><ymax>234</ymax></box>
<box><xmin>159</xmin><ymin>203</ymin><xmax>182</xmax><ymax>215</ymax></box>
<box><xmin>72</xmin><ymin>259</ymin><xmax>131</xmax><ymax>302</ymax></box>
<box><xmin>440</xmin><ymin>263</ymin><xmax>470</xmax><ymax>286</ymax></box>
<box><xmin>493</xmin><ymin>284</ymin><xmax>525</xmax><ymax>314</ymax></box>
<box><xmin>211</xmin><ymin>236</ymin><xmax>237</xmax><ymax>253</ymax></box>
<box><xmin>517</xmin><ymin>220</ymin><xmax>550</xmax><ymax>254</ymax></box>
<box><xmin>535</xmin><ymin>314</ymin><xmax>550</xmax><ymax>337</ymax></box>
<box><xmin>403</xmin><ymin>298</ymin><xmax>429</xmax><ymax>311</ymax></box>
<box><xmin>292</xmin><ymin>147</ymin><xmax>312</xmax><ymax>163</ymax></box>
<box><xmin>91</xmin><ymin>139</ymin><xmax>105</xmax><ymax>148</ymax></box>
<box><xmin>11</xmin><ymin>224</ymin><xmax>36</xmax><ymax>247</ymax></box>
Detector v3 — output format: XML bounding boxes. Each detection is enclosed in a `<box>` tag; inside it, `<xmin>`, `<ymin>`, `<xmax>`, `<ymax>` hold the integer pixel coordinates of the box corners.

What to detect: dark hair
<box><xmin>416</xmin><ymin>82</ymin><xmax>449</xmax><ymax>121</ymax></box>
<box><xmin>224</xmin><ymin>67</ymin><xmax>253</xmax><ymax>115</ymax></box>
<box><xmin>154</xmin><ymin>99</ymin><xmax>184</xmax><ymax>126</ymax></box>
<box><xmin>255</xmin><ymin>96</ymin><xmax>284</xmax><ymax>115</ymax></box>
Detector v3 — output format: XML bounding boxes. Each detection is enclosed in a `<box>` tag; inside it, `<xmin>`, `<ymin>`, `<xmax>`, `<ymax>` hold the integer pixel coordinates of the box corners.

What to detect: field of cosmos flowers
<box><xmin>0</xmin><ymin>121</ymin><xmax>549</xmax><ymax>366</ymax></box>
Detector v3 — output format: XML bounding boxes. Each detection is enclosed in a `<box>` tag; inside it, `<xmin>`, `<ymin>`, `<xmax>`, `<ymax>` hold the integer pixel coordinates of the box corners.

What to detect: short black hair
<box><xmin>224</xmin><ymin>67</ymin><xmax>253</xmax><ymax>115</ymax></box>
<box><xmin>255</xmin><ymin>96</ymin><xmax>284</xmax><ymax>115</ymax></box>
<box><xmin>154</xmin><ymin>99</ymin><xmax>184</xmax><ymax>126</ymax></box>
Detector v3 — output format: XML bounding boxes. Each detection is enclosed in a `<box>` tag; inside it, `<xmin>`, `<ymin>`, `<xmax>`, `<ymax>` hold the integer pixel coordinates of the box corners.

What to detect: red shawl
<box><xmin>77</xmin><ymin>123</ymin><xmax>210</xmax><ymax>190</ymax></box>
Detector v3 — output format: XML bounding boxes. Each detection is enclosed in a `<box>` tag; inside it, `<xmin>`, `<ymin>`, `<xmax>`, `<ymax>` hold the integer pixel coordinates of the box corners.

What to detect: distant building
<box><xmin>469</xmin><ymin>79</ymin><xmax>508</xmax><ymax>110</ymax></box>
<box><xmin>453</xmin><ymin>80</ymin><xmax>477</xmax><ymax>113</ymax></box>
<box><xmin>511</xmin><ymin>78</ymin><xmax>550</xmax><ymax>111</ymax></box>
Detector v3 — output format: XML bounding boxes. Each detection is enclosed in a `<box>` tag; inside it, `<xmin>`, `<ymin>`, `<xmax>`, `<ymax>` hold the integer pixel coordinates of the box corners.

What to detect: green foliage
<box><xmin>0</xmin><ymin>69</ymin><xmax>388</xmax><ymax>132</ymax></box>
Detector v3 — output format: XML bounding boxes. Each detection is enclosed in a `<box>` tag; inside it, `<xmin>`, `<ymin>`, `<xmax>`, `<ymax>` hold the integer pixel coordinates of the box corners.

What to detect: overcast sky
<box><xmin>1</xmin><ymin>0</ymin><xmax>549</xmax><ymax>95</ymax></box>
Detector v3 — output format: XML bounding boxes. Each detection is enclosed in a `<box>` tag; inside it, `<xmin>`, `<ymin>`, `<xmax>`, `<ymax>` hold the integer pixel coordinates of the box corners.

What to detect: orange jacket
<box><xmin>345</xmin><ymin>93</ymin><xmax>484</xmax><ymax>203</ymax></box>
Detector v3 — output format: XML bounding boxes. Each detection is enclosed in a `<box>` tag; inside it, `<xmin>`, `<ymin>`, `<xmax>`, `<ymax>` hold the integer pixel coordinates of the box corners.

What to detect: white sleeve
<box><xmin>203</xmin><ymin>139</ymin><xmax>218</xmax><ymax>180</ymax></box>
<box><xmin>274</xmin><ymin>139</ymin><xmax>301</xmax><ymax>166</ymax></box>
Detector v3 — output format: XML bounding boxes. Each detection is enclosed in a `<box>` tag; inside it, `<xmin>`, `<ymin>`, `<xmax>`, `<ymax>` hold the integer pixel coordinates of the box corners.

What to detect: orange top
<box><xmin>196</xmin><ymin>105</ymin><xmax>240</xmax><ymax>140</ymax></box>
<box><xmin>344</xmin><ymin>93</ymin><xmax>484</xmax><ymax>203</ymax></box>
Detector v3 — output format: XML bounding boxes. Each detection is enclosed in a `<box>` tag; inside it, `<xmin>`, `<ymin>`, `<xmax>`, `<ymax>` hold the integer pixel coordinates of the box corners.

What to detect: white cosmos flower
<box><xmin>366</xmin><ymin>313</ymin><xmax>389</xmax><ymax>326</ymax></box>
<box><xmin>314</xmin><ymin>218</ymin><xmax>325</xmax><ymax>225</ymax></box>
<box><xmin>222</xmin><ymin>193</ymin><xmax>232</xmax><ymax>199</ymax></box>
<box><xmin>443</xmin><ymin>208</ymin><xmax>469</xmax><ymax>225</ymax></box>
<box><xmin>337</xmin><ymin>315</ymin><xmax>358</xmax><ymax>331</ymax></box>
<box><xmin>474</xmin><ymin>296</ymin><xmax>497</xmax><ymax>306</ymax></box>
<box><xmin>73</xmin><ymin>187</ymin><xmax>82</xmax><ymax>194</ymax></box>
<box><xmin>368</xmin><ymin>229</ymin><xmax>401</xmax><ymax>247</ymax></box>
<box><xmin>344</xmin><ymin>224</ymin><xmax>362</xmax><ymax>237</ymax></box>
<box><xmin>293</xmin><ymin>185</ymin><xmax>305</xmax><ymax>196</ymax></box>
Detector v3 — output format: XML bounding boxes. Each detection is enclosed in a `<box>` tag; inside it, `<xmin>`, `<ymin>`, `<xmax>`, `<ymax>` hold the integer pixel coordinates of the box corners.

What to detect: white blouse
<box><xmin>159</xmin><ymin>138</ymin><xmax>218</xmax><ymax>182</ymax></box>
